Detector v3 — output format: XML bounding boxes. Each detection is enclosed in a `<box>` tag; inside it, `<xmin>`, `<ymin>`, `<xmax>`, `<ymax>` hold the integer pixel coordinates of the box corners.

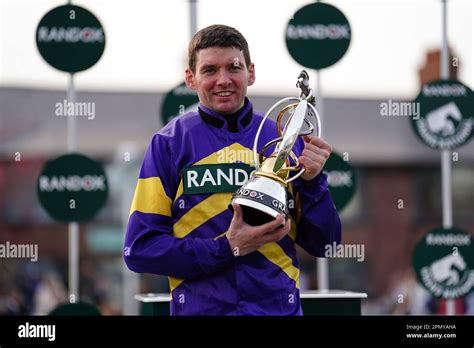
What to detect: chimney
<box><xmin>418</xmin><ymin>48</ymin><xmax>459</xmax><ymax>86</ymax></box>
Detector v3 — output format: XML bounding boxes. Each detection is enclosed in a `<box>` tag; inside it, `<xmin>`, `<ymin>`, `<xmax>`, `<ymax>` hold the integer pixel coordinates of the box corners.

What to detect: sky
<box><xmin>0</xmin><ymin>0</ymin><xmax>472</xmax><ymax>98</ymax></box>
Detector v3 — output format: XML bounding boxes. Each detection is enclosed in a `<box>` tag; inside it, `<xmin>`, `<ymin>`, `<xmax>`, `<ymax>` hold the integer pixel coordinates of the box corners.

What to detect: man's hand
<box><xmin>226</xmin><ymin>203</ymin><xmax>291</xmax><ymax>257</ymax></box>
<box><xmin>299</xmin><ymin>135</ymin><xmax>332</xmax><ymax>181</ymax></box>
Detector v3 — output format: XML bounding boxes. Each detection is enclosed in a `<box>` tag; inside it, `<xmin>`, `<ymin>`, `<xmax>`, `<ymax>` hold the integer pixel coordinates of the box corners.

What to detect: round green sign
<box><xmin>161</xmin><ymin>82</ymin><xmax>199</xmax><ymax>125</ymax></box>
<box><xmin>286</xmin><ymin>3</ymin><xmax>351</xmax><ymax>70</ymax></box>
<box><xmin>37</xmin><ymin>153</ymin><xmax>108</xmax><ymax>222</ymax></box>
<box><xmin>411</xmin><ymin>79</ymin><xmax>473</xmax><ymax>150</ymax></box>
<box><xmin>36</xmin><ymin>5</ymin><xmax>106</xmax><ymax>73</ymax></box>
<box><xmin>413</xmin><ymin>227</ymin><xmax>474</xmax><ymax>299</ymax></box>
<box><xmin>49</xmin><ymin>302</ymin><xmax>101</xmax><ymax>316</ymax></box>
<box><xmin>323</xmin><ymin>151</ymin><xmax>356</xmax><ymax>212</ymax></box>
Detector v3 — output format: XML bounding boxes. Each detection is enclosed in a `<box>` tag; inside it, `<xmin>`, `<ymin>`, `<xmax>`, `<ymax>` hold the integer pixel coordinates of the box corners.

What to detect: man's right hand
<box><xmin>225</xmin><ymin>203</ymin><xmax>291</xmax><ymax>257</ymax></box>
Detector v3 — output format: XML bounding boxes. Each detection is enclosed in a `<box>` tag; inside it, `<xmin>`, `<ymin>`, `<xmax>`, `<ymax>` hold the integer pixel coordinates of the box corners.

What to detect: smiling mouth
<box><xmin>214</xmin><ymin>92</ymin><xmax>234</xmax><ymax>97</ymax></box>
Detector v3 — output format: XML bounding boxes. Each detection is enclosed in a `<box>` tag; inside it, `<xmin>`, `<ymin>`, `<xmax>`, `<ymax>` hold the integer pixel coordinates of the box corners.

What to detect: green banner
<box><xmin>161</xmin><ymin>82</ymin><xmax>199</xmax><ymax>125</ymax></box>
<box><xmin>36</xmin><ymin>4</ymin><xmax>105</xmax><ymax>73</ymax></box>
<box><xmin>286</xmin><ymin>3</ymin><xmax>351</xmax><ymax>69</ymax></box>
<box><xmin>183</xmin><ymin>163</ymin><xmax>254</xmax><ymax>195</ymax></box>
<box><xmin>49</xmin><ymin>302</ymin><xmax>101</xmax><ymax>316</ymax></box>
<box><xmin>323</xmin><ymin>151</ymin><xmax>356</xmax><ymax>212</ymax></box>
<box><xmin>413</xmin><ymin>227</ymin><xmax>474</xmax><ymax>299</ymax></box>
<box><xmin>411</xmin><ymin>80</ymin><xmax>473</xmax><ymax>150</ymax></box>
<box><xmin>37</xmin><ymin>153</ymin><xmax>108</xmax><ymax>222</ymax></box>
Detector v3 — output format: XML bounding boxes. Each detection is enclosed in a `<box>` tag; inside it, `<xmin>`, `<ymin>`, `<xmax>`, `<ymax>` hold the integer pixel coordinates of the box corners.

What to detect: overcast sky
<box><xmin>0</xmin><ymin>0</ymin><xmax>472</xmax><ymax>98</ymax></box>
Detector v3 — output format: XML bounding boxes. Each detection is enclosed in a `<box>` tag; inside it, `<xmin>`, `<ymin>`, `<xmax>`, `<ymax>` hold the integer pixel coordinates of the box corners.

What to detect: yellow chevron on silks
<box><xmin>173</xmin><ymin>142</ymin><xmax>253</xmax><ymax>202</ymax></box>
<box><xmin>170</xmin><ymin>223</ymin><xmax>298</xmax><ymax>293</ymax></box>
<box><xmin>129</xmin><ymin>177</ymin><xmax>171</xmax><ymax>217</ymax></box>
<box><xmin>173</xmin><ymin>142</ymin><xmax>253</xmax><ymax>238</ymax></box>
<box><xmin>170</xmin><ymin>142</ymin><xmax>299</xmax><ymax>290</ymax></box>
<box><xmin>169</xmin><ymin>276</ymin><xmax>184</xmax><ymax>294</ymax></box>
<box><xmin>169</xmin><ymin>242</ymin><xmax>300</xmax><ymax>294</ymax></box>
<box><xmin>258</xmin><ymin>242</ymin><xmax>300</xmax><ymax>289</ymax></box>
<box><xmin>169</xmin><ymin>143</ymin><xmax>254</xmax><ymax>290</ymax></box>
<box><xmin>173</xmin><ymin>192</ymin><xmax>232</xmax><ymax>238</ymax></box>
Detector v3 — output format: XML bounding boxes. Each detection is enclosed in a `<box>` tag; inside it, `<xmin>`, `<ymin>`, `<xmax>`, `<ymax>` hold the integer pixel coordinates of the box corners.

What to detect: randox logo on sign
<box><xmin>37</xmin><ymin>153</ymin><xmax>108</xmax><ymax>222</ymax></box>
<box><xmin>411</xmin><ymin>80</ymin><xmax>473</xmax><ymax>150</ymax></box>
<box><xmin>413</xmin><ymin>227</ymin><xmax>474</xmax><ymax>299</ymax></box>
<box><xmin>286</xmin><ymin>3</ymin><xmax>351</xmax><ymax>70</ymax></box>
<box><xmin>36</xmin><ymin>5</ymin><xmax>106</xmax><ymax>73</ymax></box>
<box><xmin>161</xmin><ymin>82</ymin><xmax>199</xmax><ymax>125</ymax></box>
<box><xmin>183</xmin><ymin>163</ymin><xmax>254</xmax><ymax>195</ymax></box>
<box><xmin>323</xmin><ymin>151</ymin><xmax>356</xmax><ymax>212</ymax></box>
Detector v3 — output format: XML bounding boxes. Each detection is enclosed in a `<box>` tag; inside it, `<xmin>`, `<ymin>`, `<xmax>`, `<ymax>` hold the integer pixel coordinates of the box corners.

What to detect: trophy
<box><xmin>230</xmin><ymin>70</ymin><xmax>321</xmax><ymax>226</ymax></box>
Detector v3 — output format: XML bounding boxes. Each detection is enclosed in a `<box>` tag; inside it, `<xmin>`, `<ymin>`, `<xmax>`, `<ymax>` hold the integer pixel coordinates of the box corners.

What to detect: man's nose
<box><xmin>216</xmin><ymin>69</ymin><xmax>231</xmax><ymax>86</ymax></box>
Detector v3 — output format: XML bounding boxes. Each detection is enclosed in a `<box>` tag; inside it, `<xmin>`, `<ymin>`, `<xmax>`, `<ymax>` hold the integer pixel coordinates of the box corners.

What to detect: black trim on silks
<box><xmin>198</xmin><ymin>108</ymin><xmax>225</xmax><ymax>129</ymax></box>
<box><xmin>198</xmin><ymin>98</ymin><xmax>253</xmax><ymax>133</ymax></box>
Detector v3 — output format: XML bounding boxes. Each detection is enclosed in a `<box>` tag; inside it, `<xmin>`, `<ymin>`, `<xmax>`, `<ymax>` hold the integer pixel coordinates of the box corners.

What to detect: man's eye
<box><xmin>203</xmin><ymin>68</ymin><xmax>215</xmax><ymax>74</ymax></box>
<box><xmin>230</xmin><ymin>65</ymin><xmax>241</xmax><ymax>71</ymax></box>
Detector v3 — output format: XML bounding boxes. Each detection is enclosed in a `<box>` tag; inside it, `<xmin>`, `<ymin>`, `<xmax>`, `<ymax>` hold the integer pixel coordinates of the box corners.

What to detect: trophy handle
<box><xmin>253</xmin><ymin>97</ymin><xmax>301</xmax><ymax>170</ymax></box>
<box><xmin>253</xmin><ymin>99</ymin><xmax>321</xmax><ymax>182</ymax></box>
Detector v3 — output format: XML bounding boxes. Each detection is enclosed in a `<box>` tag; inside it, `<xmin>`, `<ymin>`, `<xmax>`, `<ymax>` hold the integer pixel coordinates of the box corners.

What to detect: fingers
<box><xmin>299</xmin><ymin>155</ymin><xmax>323</xmax><ymax>174</ymax></box>
<box><xmin>261</xmin><ymin>218</ymin><xmax>291</xmax><ymax>244</ymax></box>
<box><xmin>256</xmin><ymin>214</ymin><xmax>285</xmax><ymax>234</ymax></box>
<box><xmin>298</xmin><ymin>137</ymin><xmax>332</xmax><ymax>180</ymax></box>
<box><xmin>303</xmin><ymin>135</ymin><xmax>333</xmax><ymax>153</ymax></box>
<box><xmin>300</xmin><ymin>153</ymin><xmax>324</xmax><ymax>167</ymax></box>
<box><xmin>302</xmin><ymin>142</ymin><xmax>330</xmax><ymax>160</ymax></box>
<box><xmin>299</xmin><ymin>156</ymin><xmax>316</xmax><ymax>168</ymax></box>
<box><xmin>231</xmin><ymin>203</ymin><xmax>243</xmax><ymax>223</ymax></box>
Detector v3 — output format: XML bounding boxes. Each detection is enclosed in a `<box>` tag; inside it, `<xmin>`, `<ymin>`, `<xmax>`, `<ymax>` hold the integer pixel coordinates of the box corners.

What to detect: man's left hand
<box><xmin>298</xmin><ymin>135</ymin><xmax>332</xmax><ymax>181</ymax></box>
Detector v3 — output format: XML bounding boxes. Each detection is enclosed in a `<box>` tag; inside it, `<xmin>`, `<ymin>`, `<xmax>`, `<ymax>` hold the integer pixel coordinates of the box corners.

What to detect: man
<box><xmin>124</xmin><ymin>24</ymin><xmax>341</xmax><ymax>315</ymax></box>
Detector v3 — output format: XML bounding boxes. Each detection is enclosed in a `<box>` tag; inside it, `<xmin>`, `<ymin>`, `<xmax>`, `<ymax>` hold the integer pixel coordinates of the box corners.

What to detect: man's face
<box><xmin>185</xmin><ymin>46</ymin><xmax>255</xmax><ymax>115</ymax></box>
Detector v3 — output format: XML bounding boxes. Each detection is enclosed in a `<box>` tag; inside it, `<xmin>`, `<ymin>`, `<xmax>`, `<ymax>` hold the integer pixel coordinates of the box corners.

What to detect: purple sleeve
<box><xmin>290</xmin><ymin>137</ymin><xmax>342</xmax><ymax>257</ymax></box>
<box><xmin>123</xmin><ymin>134</ymin><xmax>235</xmax><ymax>279</ymax></box>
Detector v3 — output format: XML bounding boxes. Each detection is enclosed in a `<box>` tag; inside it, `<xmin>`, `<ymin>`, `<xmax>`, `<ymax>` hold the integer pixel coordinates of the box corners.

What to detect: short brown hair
<box><xmin>188</xmin><ymin>24</ymin><xmax>252</xmax><ymax>73</ymax></box>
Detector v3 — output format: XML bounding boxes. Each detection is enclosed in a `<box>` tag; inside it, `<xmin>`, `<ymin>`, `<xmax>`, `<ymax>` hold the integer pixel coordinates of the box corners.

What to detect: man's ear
<box><xmin>247</xmin><ymin>63</ymin><xmax>256</xmax><ymax>86</ymax></box>
<box><xmin>185</xmin><ymin>68</ymin><xmax>196</xmax><ymax>90</ymax></box>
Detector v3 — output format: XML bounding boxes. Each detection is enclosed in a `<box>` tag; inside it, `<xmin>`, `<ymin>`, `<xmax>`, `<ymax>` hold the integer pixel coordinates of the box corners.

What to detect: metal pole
<box><xmin>67</xmin><ymin>76</ymin><xmax>77</xmax><ymax>152</ymax></box>
<box><xmin>317</xmin><ymin>258</ymin><xmax>329</xmax><ymax>291</ymax></box>
<box><xmin>120</xmin><ymin>142</ymin><xmax>141</xmax><ymax>315</ymax></box>
<box><xmin>190</xmin><ymin>0</ymin><xmax>197</xmax><ymax>36</ymax></box>
<box><xmin>122</xmin><ymin>176</ymin><xmax>140</xmax><ymax>315</ymax></box>
<box><xmin>315</xmin><ymin>70</ymin><xmax>325</xmax><ymax>131</ymax></box>
<box><xmin>67</xmin><ymin>73</ymin><xmax>79</xmax><ymax>303</ymax></box>
<box><xmin>440</xmin><ymin>0</ymin><xmax>455</xmax><ymax>316</ymax></box>
<box><xmin>315</xmin><ymin>69</ymin><xmax>329</xmax><ymax>291</ymax></box>
<box><xmin>68</xmin><ymin>222</ymin><xmax>79</xmax><ymax>303</ymax></box>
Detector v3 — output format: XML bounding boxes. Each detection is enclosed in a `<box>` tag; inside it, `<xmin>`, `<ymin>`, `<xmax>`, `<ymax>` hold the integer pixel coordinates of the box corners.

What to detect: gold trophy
<box><xmin>230</xmin><ymin>70</ymin><xmax>321</xmax><ymax>225</ymax></box>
